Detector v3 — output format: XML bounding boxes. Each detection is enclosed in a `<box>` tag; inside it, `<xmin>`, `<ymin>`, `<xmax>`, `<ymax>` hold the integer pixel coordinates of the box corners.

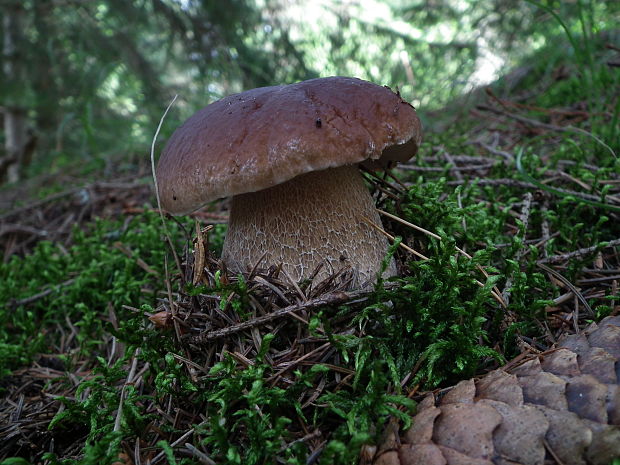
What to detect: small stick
<box><xmin>376</xmin><ymin>209</ymin><xmax>506</xmax><ymax>308</ymax></box>
<box><xmin>187</xmin><ymin>288</ymin><xmax>375</xmax><ymax>344</ymax></box>
<box><xmin>377</xmin><ymin>209</ymin><xmax>440</xmax><ymax>239</ymax></box>
<box><xmin>149</xmin><ymin>429</ymin><xmax>195</xmax><ymax>465</ymax></box>
<box><xmin>539</xmin><ymin>238</ymin><xmax>620</xmax><ymax>264</ymax></box>
<box><xmin>441</xmin><ymin>148</ymin><xmax>464</xmax><ymax>181</ymax></box>
<box><xmin>9</xmin><ymin>278</ymin><xmax>76</xmax><ymax>309</ymax></box>
<box><xmin>540</xmin><ymin>198</ymin><xmax>551</xmax><ymax>259</ymax></box>
<box><xmin>361</xmin><ymin>215</ymin><xmax>428</xmax><ymax>260</ymax></box>
<box><xmin>364</xmin><ymin>214</ymin><xmax>506</xmax><ymax>307</ymax></box>
<box><xmin>477</xmin><ymin>103</ymin><xmax>616</xmax><ymax>158</ymax></box>
<box><xmin>446</xmin><ymin>178</ymin><xmax>617</xmax><ymax>205</ymax></box>
<box><xmin>184</xmin><ymin>443</ymin><xmax>216</xmax><ymax>465</ymax></box>
<box><xmin>501</xmin><ymin>192</ymin><xmax>533</xmax><ymax>309</ymax></box>
<box><xmin>537</xmin><ymin>262</ymin><xmax>593</xmax><ymax>317</ymax></box>
<box><xmin>111</xmin><ymin>347</ymin><xmax>141</xmax><ymax>449</ymax></box>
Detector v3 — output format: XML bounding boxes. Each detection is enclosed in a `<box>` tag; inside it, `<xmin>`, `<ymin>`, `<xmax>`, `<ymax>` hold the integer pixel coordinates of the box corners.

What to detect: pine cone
<box><xmin>369</xmin><ymin>315</ymin><xmax>620</xmax><ymax>465</ymax></box>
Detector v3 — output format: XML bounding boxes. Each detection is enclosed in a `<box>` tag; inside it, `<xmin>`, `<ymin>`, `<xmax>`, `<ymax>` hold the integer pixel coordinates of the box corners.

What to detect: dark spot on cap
<box><xmin>315</xmin><ymin>118</ymin><xmax>322</xmax><ymax>128</ymax></box>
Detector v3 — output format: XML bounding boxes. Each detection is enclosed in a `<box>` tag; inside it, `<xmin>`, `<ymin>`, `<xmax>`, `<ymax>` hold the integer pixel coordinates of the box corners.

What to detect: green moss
<box><xmin>0</xmin><ymin>211</ymin><xmax>188</xmax><ymax>377</ymax></box>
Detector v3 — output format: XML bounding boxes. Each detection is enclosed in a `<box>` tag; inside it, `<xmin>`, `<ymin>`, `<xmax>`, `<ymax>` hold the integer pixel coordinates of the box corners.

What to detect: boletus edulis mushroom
<box><xmin>156</xmin><ymin>76</ymin><xmax>422</xmax><ymax>288</ymax></box>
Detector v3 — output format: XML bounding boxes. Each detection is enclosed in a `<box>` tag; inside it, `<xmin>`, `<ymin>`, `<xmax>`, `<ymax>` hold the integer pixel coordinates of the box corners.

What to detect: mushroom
<box><xmin>156</xmin><ymin>76</ymin><xmax>422</xmax><ymax>288</ymax></box>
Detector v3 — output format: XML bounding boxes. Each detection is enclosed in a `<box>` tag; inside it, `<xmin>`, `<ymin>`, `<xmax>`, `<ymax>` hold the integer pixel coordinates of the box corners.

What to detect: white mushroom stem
<box><xmin>222</xmin><ymin>164</ymin><xmax>397</xmax><ymax>287</ymax></box>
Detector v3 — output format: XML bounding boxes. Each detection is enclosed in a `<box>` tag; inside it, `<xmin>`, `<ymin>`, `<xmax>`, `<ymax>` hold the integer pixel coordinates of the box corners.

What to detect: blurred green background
<box><xmin>1</xmin><ymin>0</ymin><xmax>619</xmax><ymax>184</ymax></box>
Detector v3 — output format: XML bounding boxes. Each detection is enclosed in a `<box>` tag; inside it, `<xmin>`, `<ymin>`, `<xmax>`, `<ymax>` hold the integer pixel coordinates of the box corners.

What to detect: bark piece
<box><xmin>564</xmin><ymin>374</ymin><xmax>609</xmax><ymax>423</ymax></box>
<box><xmin>374</xmin><ymin>451</ymin><xmax>400</xmax><ymax>465</ymax></box>
<box><xmin>607</xmin><ymin>384</ymin><xmax>620</xmax><ymax>425</ymax></box>
<box><xmin>476</xmin><ymin>369</ymin><xmax>523</xmax><ymax>407</ymax></box>
<box><xmin>510</xmin><ymin>357</ymin><xmax>541</xmax><ymax>377</ymax></box>
<box><xmin>402</xmin><ymin>405</ymin><xmax>441</xmax><ymax>445</ymax></box>
<box><xmin>436</xmin><ymin>446</ymin><xmax>494</xmax><ymax>465</ymax></box>
<box><xmin>587</xmin><ymin>321</ymin><xmax>620</xmax><ymax>359</ymax></box>
<box><xmin>478</xmin><ymin>399</ymin><xmax>548</xmax><ymax>465</ymax></box>
<box><xmin>534</xmin><ymin>405</ymin><xmax>591</xmax><ymax>465</ymax></box>
<box><xmin>417</xmin><ymin>393</ymin><xmax>436</xmax><ymax>411</ymax></box>
<box><xmin>370</xmin><ymin>315</ymin><xmax>620</xmax><ymax>465</ymax></box>
<box><xmin>398</xmin><ymin>444</ymin><xmax>447</xmax><ymax>465</ymax></box>
<box><xmin>558</xmin><ymin>332</ymin><xmax>592</xmax><ymax>358</ymax></box>
<box><xmin>578</xmin><ymin>346</ymin><xmax>618</xmax><ymax>384</ymax></box>
<box><xmin>583</xmin><ymin>420</ymin><xmax>620</xmax><ymax>465</ymax></box>
<box><xmin>440</xmin><ymin>379</ymin><xmax>475</xmax><ymax>404</ymax></box>
<box><xmin>432</xmin><ymin>403</ymin><xmax>501</xmax><ymax>459</ymax></box>
<box><xmin>540</xmin><ymin>348</ymin><xmax>580</xmax><ymax>377</ymax></box>
<box><xmin>519</xmin><ymin>371</ymin><xmax>568</xmax><ymax>411</ymax></box>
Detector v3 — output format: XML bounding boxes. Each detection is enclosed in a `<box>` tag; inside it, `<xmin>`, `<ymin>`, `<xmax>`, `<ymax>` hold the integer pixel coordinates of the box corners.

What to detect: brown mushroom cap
<box><xmin>156</xmin><ymin>76</ymin><xmax>422</xmax><ymax>215</ymax></box>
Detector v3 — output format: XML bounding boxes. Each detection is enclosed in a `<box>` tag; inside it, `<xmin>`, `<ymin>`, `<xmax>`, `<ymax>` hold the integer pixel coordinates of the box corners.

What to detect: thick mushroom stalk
<box><xmin>222</xmin><ymin>165</ymin><xmax>396</xmax><ymax>286</ymax></box>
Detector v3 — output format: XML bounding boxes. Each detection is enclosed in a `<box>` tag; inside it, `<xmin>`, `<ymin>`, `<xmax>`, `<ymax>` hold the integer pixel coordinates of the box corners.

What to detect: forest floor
<box><xmin>1</xmin><ymin>38</ymin><xmax>619</xmax><ymax>465</ymax></box>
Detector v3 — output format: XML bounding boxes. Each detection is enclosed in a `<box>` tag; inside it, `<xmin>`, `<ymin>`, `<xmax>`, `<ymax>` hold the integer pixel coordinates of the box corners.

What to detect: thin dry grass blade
<box><xmin>373</xmin><ymin>210</ymin><xmax>506</xmax><ymax>307</ymax></box>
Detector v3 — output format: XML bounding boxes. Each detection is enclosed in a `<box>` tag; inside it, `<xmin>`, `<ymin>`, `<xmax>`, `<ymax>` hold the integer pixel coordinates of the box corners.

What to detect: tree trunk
<box><xmin>2</xmin><ymin>2</ymin><xmax>29</xmax><ymax>183</ymax></box>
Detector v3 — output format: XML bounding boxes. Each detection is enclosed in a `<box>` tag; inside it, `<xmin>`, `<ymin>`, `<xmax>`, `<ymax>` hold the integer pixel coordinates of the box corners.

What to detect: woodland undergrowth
<box><xmin>1</xmin><ymin>27</ymin><xmax>619</xmax><ymax>465</ymax></box>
